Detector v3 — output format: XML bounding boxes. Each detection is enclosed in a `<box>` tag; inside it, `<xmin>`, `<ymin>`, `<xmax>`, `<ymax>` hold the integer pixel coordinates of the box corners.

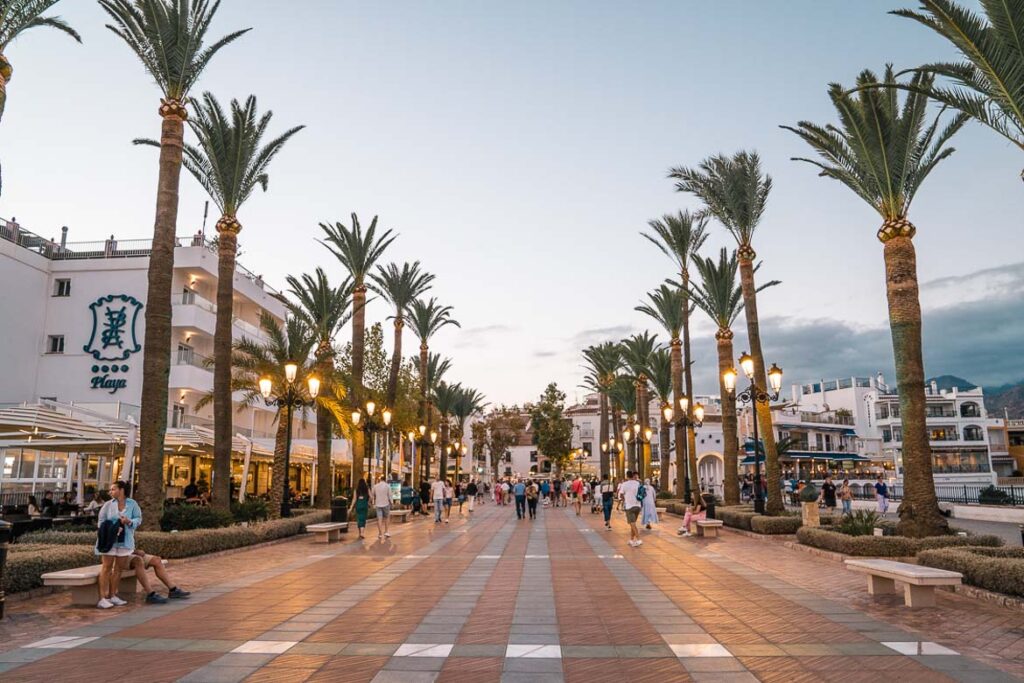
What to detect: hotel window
<box><xmin>882</xmin><ymin>428</ymin><xmax>892</xmax><ymax>443</ymax></box>
<box><xmin>875</xmin><ymin>404</ymin><xmax>889</xmax><ymax>420</ymax></box>
<box><xmin>171</xmin><ymin>404</ymin><xmax>186</xmax><ymax>428</ymax></box>
<box><xmin>47</xmin><ymin>335</ymin><xmax>65</xmax><ymax>354</ymax></box>
<box><xmin>53</xmin><ymin>278</ymin><xmax>71</xmax><ymax>297</ymax></box>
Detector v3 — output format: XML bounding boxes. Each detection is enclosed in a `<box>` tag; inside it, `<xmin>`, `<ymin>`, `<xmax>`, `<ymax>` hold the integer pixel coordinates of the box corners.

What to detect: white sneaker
<box><xmin>97</xmin><ymin>598</ymin><xmax>114</xmax><ymax>609</ymax></box>
<box><xmin>682</xmin><ymin>532</ymin><xmax>692</xmax><ymax>537</ymax></box>
<box><xmin>634</xmin><ymin>539</ymin><xmax>643</xmax><ymax>546</ymax></box>
<box><xmin>108</xmin><ymin>595</ymin><xmax>127</xmax><ymax>606</ymax></box>
<box><xmin>384</xmin><ymin>532</ymin><xmax>391</xmax><ymax>538</ymax></box>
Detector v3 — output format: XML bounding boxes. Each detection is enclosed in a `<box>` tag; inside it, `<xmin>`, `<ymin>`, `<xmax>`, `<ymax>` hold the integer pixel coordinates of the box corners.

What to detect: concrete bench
<box><xmin>696</xmin><ymin>519</ymin><xmax>724</xmax><ymax>538</ymax></box>
<box><xmin>306</xmin><ymin>522</ymin><xmax>348</xmax><ymax>543</ymax></box>
<box><xmin>42</xmin><ymin>563</ymin><xmax>163</xmax><ymax>606</ymax></box>
<box><xmin>845</xmin><ymin>559</ymin><xmax>962</xmax><ymax>608</ymax></box>
<box><xmin>389</xmin><ymin>510</ymin><xmax>411</xmax><ymax>523</ymax></box>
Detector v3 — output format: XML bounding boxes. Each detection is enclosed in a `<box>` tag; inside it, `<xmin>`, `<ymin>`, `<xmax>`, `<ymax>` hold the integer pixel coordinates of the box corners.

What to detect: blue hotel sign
<box><xmin>83</xmin><ymin>294</ymin><xmax>143</xmax><ymax>394</ymax></box>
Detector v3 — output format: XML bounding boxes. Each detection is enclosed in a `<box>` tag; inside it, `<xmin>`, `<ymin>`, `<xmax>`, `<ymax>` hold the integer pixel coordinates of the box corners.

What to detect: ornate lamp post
<box><xmin>724</xmin><ymin>352</ymin><xmax>782</xmax><ymax>514</ymax></box>
<box><xmin>259</xmin><ymin>363</ymin><xmax>320</xmax><ymax>518</ymax></box>
<box><xmin>351</xmin><ymin>400</ymin><xmax>392</xmax><ymax>482</ymax></box>
<box><xmin>662</xmin><ymin>397</ymin><xmax>705</xmax><ymax>501</ymax></box>
<box><xmin>414</xmin><ymin>425</ymin><xmax>438</xmax><ymax>483</ymax></box>
<box><xmin>601</xmin><ymin>440</ymin><xmax>620</xmax><ymax>481</ymax></box>
<box><xmin>574</xmin><ymin>448</ymin><xmax>587</xmax><ymax>478</ymax></box>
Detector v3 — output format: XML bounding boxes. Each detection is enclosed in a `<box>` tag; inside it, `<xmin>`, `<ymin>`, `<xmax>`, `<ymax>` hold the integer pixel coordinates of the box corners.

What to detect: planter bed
<box><xmin>917</xmin><ymin>546</ymin><xmax>1024</xmax><ymax>598</ymax></box>
<box><xmin>796</xmin><ymin>526</ymin><xmax>1003</xmax><ymax>557</ymax></box>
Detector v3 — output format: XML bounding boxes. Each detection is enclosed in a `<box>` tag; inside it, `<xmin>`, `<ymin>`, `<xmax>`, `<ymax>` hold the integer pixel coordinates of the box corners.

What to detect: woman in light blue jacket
<box><xmin>95</xmin><ymin>480</ymin><xmax>142</xmax><ymax>609</ymax></box>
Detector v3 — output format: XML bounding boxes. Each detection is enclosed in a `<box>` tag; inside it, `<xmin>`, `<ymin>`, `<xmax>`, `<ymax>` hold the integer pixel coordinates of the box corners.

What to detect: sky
<box><xmin>2</xmin><ymin>1</ymin><xmax>1022</xmax><ymax>406</ymax></box>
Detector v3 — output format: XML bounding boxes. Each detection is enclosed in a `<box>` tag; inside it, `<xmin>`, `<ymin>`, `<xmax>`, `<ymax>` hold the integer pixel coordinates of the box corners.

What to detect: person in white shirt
<box><xmin>371</xmin><ymin>476</ymin><xmax>393</xmax><ymax>539</ymax></box>
<box><xmin>430</xmin><ymin>477</ymin><xmax>446</xmax><ymax>523</ymax></box>
<box><xmin>620</xmin><ymin>470</ymin><xmax>643</xmax><ymax>547</ymax></box>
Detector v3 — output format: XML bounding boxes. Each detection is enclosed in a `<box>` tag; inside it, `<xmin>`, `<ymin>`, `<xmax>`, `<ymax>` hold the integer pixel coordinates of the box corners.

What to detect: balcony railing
<box><xmin>175</xmin><ymin>349</ymin><xmax>211</xmax><ymax>370</ymax></box>
<box><xmin>175</xmin><ymin>292</ymin><xmax>217</xmax><ymax>312</ymax></box>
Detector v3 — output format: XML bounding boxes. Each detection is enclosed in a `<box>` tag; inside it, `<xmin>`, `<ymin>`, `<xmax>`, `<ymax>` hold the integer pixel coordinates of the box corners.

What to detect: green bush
<box><xmin>750</xmin><ymin>514</ymin><xmax>802</xmax><ymax>534</ymax></box>
<box><xmin>918</xmin><ymin>546</ymin><xmax>1024</xmax><ymax>597</ymax></box>
<box><xmin>835</xmin><ymin>510</ymin><xmax>882</xmax><ymax>537</ymax></box>
<box><xmin>3</xmin><ymin>545</ymin><xmax>98</xmax><ymax>595</ymax></box>
<box><xmin>656</xmin><ymin>491</ymin><xmax>677</xmax><ymax>501</ymax></box>
<box><xmin>978</xmin><ymin>485</ymin><xmax>1011</xmax><ymax>506</ymax></box>
<box><xmin>717</xmin><ymin>505</ymin><xmax>756</xmax><ymax>531</ymax></box>
<box><xmin>796</xmin><ymin>526</ymin><xmax>1003</xmax><ymax>556</ymax></box>
<box><xmin>160</xmin><ymin>505</ymin><xmax>235</xmax><ymax>532</ymax></box>
<box><xmin>231</xmin><ymin>498</ymin><xmax>270</xmax><ymax>524</ymax></box>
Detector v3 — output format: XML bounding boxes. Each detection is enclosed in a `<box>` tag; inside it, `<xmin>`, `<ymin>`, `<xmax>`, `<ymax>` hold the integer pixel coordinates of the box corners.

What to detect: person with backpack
<box><xmin>526</xmin><ymin>479</ymin><xmax>540</xmax><ymax>519</ymax></box>
<box><xmin>621</xmin><ymin>471</ymin><xmax>643</xmax><ymax>547</ymax></box>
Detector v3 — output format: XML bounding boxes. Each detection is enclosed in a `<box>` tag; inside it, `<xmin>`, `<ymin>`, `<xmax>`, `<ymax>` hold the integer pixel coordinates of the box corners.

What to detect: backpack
<box><xmin>636</xmin><ymin>483</ymin><xmax>647</xmax><ymax>502</ymax></box>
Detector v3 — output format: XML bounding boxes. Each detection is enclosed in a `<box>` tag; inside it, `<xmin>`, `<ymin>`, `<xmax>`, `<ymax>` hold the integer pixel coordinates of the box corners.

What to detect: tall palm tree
<box><xmin>321</xmin><ymin>214</ymin><xmax>397</xmax><ymax>486</ymax></box>
<box><xmin>691</xmin><ymin>249</ymin><xmax>779</xmax><ymax>505</ymax></box>
<box><xmin>643</xmin><ymin>212</ymin><xmax>709</xmax><ymax>503</ymax></box>
<box><xmin>452</xmin><ymin>386</ymin><xmax>487</xmax><ymax>482</ymax></box>
<box><xmin>619</xmin><ymin>332</ymin><xmax>660</xmax><ymax>477</ymax></box>
<box><xmin>607</xmin><ymin>375</ymin><xmax>636</xmax><ymax>478</ymax></box>
<box><xmin>432</xmin><ymin>382</ymin><xmax>462</xmax><ymax>481</ymax></box>
<box><xmin>101</xmin><ymin>0</ymin><xmax>247</xmax><ymax>524</ymax></box>
<box><xmin>783</xmin><ymin>66</ymin><xmax>966</xmax><ymax>537</ymax></box>
<box><xmin>635</xmin><ymin>284</ymin><xmax>690</xmax><ymax>499</ymax></box>
<box><xmin>408</xmin><ymin>298</ymin><xmax>459</xmax><ymax>477</ymax></box>
<box><xmin>0</xmin><ymin>0</ymin><xmax>80</xmax><ymax>195</ymax></box>
<box><xmin>423</xmin><ymin>352</ymin><xmax>452</xmax><ymax>483</ymax></box>
<box><xmin>645</xmin><ymin>347</ymin><xmax>674</xmax><ymax>492</ymax></box>
<box><xmin>282</xmin><ymin>268</ymin><xmax>351</xmax><ymax>508</ymax></box>
<box><xmin>371</xmin><ymin>262</ymin><xmax>435</xmax><ymax>409</ymax></box>
<box><xmin>892</xmin><ymin>0</ymin><xmax>1024</xmax><ymax>180</ymax></box>
<box><xmin>670</xmin><ymin>151</ymin><xmax>785</xmax><ymax>514</ymax></box>
<box><xmin>581</xmin><ymin>341</ymin><xmax>622</xmax><ymax>479</ymax></box>
<box><xmin>151</xmin><ymin>93</ymin><xmax>302</xmax><ymax>511</ymax></box>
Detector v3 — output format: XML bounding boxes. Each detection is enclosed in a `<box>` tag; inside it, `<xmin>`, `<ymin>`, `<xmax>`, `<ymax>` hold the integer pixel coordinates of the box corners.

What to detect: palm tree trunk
<box><xmin>440</xmin><ymin>420</ymin><xmax>450</xmax><ymax>481</ymax></box>
<box><xmin>682</xmin><ymin>273</ymin><xmax>701</xmax><ymax>506</ymax></box>
<box><xmin>883</xmin><ymin>232</ymin><xmax>948</xmax><ymax>538</ymax></box>
<box><xmin>659</xmin><ymin>417</ymin><xmax>670</xmax><ymax>492</ymax></box>
<box><xmin>212</xmin><ymin>219</ymin><xmax>239</xmax><ymax>512</ymax></box>
<box><xmin>671</xmin><ymin>338</ymin><xmax>685</xmax><ymax>498</ymax></box>
<box><xmin>387</xmin><ymin>317</ymin><xmax>403</xmax><ymax>407</ymax></box>
<box><xmin>418</xmin><ymin>343</ymin><xmax>429</xmax><ymax>484</ymax></box>
<box><xmin>718</xmin><ymin>329</ymin><xmax>740</xmax><ymax>505</ymax></box>
<box><xmin>315</xmin><ymin>344</ymin><xmax>334</xmax><ymax>509</ymax></box>
<box><xmin>737</xmin><ymin>250</ymin><xmax>782</xmax><ymax>514</ymax></box>
<box><xmin>137</xmin><ymin>102</ymin><xmax>187</xmax><ymax>526</ymax></box>
<box><xmin>598</xmin><ymin>391</ymin><xmax>609</xmax><ymax>478</ymax></box>
<box><xmin>269</xmin><ymin>404</ymin><xmax>290</xmax><ymax>519</ymax></box>
<box><xmin>351</xmin><ymin>284</ymin><xmax>367</xmax><ymax>485</ymax></box>
<box><xmin>611</xmin><ymin>406</ymin><xmax>623</xmax><ymax>480</ymax></box>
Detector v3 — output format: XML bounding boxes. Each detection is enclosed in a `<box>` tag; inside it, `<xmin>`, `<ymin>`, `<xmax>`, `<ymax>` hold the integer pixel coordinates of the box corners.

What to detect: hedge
<box><xmin>917</xmin><ymin>546</ymin><xmax>1024</xmax><ymax>597</ymax></box>
<box><xmin>4</xmin><ymin>545</ymin><xmax>98</xmax><ymax>595</ymax></box>
<box><xmin>751</xmin><ymin>515</ymin><xmax>803</xmax><ymax>534</ymax></box>
<box><xmin>796</xmin><ymin>526</ymin><xmax>1003</xmax><ymax>556</ymax></box>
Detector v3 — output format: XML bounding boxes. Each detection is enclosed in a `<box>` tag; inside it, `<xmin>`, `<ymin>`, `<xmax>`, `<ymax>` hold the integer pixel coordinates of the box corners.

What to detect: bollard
<box><xmin>0</xmin><ymin>519</ymin><xmax>11</xmax><ymax>620</ymax></box>
<box><xmin>1019</xmin><ymin>524</ymin><xmax>1024</xmax><ymax>547</ymax></box>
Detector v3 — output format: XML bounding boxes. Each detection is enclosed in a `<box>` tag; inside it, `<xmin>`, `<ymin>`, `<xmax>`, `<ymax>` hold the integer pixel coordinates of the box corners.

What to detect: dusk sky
<box><xmin>3</xmin><ymin>1</ymin><xmax>1021</xmax><ymax>406</ymax></box>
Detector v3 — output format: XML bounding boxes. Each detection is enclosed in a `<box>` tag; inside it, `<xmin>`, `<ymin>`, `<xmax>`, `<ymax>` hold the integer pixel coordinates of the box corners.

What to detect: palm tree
<box><xmin>101</xmin><ymin>0</ymin><xmax>247</xmax><ymax>524</ymax></box>
<box><xmin>432</xmin><ymin>382</ymin><xmax>462</xmax><ymax>481</ymax></box>
<box><xmin>643</xmin><ymin>211</ymin><xmax>709</xmax><ymax>502</ymax></box>
<box><xmin>581</xmin><ymin>341</ymin><xmax>622</xmax><ymax>479</ymax></box>
<box><xmin>452</xmin><ymin>386</ymin><xmax>488</xmax><ymax>482</ymax></box>
<box><xmin>408</xmin><ymin>298</ymin><xmax>459</xmax><ymax>477</ymax></box>
<box><xmin>635</xmin><ymin>284</ymin><xmax>690</xmax><ymax>499</ymax></box>
<box><xmin>670</xmin><ymin>151</ymin><xmax>785</xmax><ymax>514</ymax></box>
<box><xmin>423</xmin><ymin>352</ymin><xmax>452</xmax><ymax>483</ymax></box>
<box><xmin>282</xmin><ymin>268</ymin><xmax>351</xmax><ymax>508</ymax></box>
<box><xmin>371</xmin><ymin>262</ymin><xmax>435</xmax><ymax>409</ymax></box>
<box><xmin>783</xmin><ymin>66</ymin><xmax>966</xmax><ymax>537</ymax></box>
<box><xmin>619</xmin><ymin>332</ymin><xmax>660</xmax><ymax>477</ymax></box>
<box><xmin>607</xmin><ymin>375</ymin><xmax>636</xmax><ymax>478</ymax></box>
<box><xmin>0</xmin><ymin>0</ymin><xmax>80</xmax><ymax>195</ymax></box>
<box><xmin>321</xmin><ymin>214</ymin><xmax>397</xmax><ymax>486</ymax></box>
<box><xmin>645</xmin><ymin>347</ymin><xmax>674</xmax><ymax>492</ymax></box>
<box><xmin>691</xmin><ymin>249</ymin><xmax>779</xmax><ymax>505</ymax></box>
<box><xmin>892</xmin><ymin>0</ymin><xmax>1024</xmax><ymax>180</ymax></box>
<box><xmin>148</xmin><ymin>93</ymin><xmax>302</xmax><ymax>511</ymax></box>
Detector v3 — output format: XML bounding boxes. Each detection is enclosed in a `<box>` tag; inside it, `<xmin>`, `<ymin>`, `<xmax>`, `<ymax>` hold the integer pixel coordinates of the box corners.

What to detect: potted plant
<box><xmin>799</xmin><ymin>482</ymin><xmax>820</xmax><ymax>528</ymax></box>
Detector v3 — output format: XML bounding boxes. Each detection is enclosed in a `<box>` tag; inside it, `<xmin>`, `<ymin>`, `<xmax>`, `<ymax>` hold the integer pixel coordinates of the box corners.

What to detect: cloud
<box><xmin>569</xmin><ymin>325</ymin><xmax>635</xmax><ymax>347</ymax></box>
<box><xmin>533</xmin><ymin>350</ymin><xmax>559</xmax><ymax>358</ymax></box>
<box><xmin>452</xmin><ymin>324</ymin><xmax>515</xmax><ymax>348</ymax></box>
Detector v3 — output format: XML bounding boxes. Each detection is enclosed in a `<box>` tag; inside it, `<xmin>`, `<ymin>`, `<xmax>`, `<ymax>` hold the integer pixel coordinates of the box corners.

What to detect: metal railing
<box><xmin>176</xmin><ymin>292</ymin><xmax>216</xmax><ymax>312</ymax></box>
<box><xmin>174</xmin><ymin>349</ymin><xmax>212</xmax><ymax>370</ymax></box>
<box><xmin>847</xmin><ymin>483</ymin><xmax>1021</xmax><ymax>505</ymax></box>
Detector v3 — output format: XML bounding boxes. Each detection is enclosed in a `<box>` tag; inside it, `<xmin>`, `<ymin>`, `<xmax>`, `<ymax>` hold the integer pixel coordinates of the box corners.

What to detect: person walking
<box><xmin>621</xmin><ymin>471</ymin><xmax>643</xmax><ymax>547</ymax></box>
<box><xmin>571</xmin><ymin>476</ymin><xmax>584</xmax><ymax>516</ymax></box>
<box><xmin>599</xmin><ymin>475</ymin><xmax>614</xmax><ymax>530</ymax></box>
<box><xmin>513</xmin><ymin>479</ymin><xmax>527</xmax><ymax>519</ymax></box>
<box><xmin>466</xmin><ymin>479</ymin><xmax>478</xmax><ymax>515</ymax></box>
<box><xmin>819</xmin><ymin>474</ymin><xmax>837</xmax><ymax>515</ymax></box>
<box><xmin>552</xmin><ymin>477</ymin><xmax>562</xmax><ymax>507</ymax></box>
<box><xmin>526</xmin><ymin>479</ymin><xmax>539</xmax><ymax>519</ymax></box>
<box><xmin>874</xmin><ymin>475</ymin><xmax>889</xmax><ymax>515</ymax></box>
<box><xmin>95</xmin><ymin>480</ymin><xmax>141</xmax><ymax>609</ymax></box>
<box><xmin>419</xmin><ymin>479</ymin><xmax>432</xmax><ymax>516</ymax></box>
<box><xmin>371</xmin><ymin>475</ymin><xmax>392</xmax><ymax>540</ymax></box>
<box><xmin>840</xmin><ymin>478</ymin><xmax>853</xmax><ymax>515</ymax></box>
<box><xmin>354</xmin><ymin>478</ymin><xmax>371</xmax><ymax>539</ymax></box>
<box><xmin>431</xmin><ymin>477</ymin><xmax>446</xmax><ymax>523</ymax></box>
<box><xmin>443</xmin><ymin>479</ymin><xmax>454</xmax><ymax>523</ymax></box>
<box><xmin>560</xmin><ymin>477</ymin><xmax>569</xmax><ymax>508</ymax></box>
<box><xmin>641</xmin><ymin>477</ymin><xmax>659</xmax><ymax>529</ymax></box>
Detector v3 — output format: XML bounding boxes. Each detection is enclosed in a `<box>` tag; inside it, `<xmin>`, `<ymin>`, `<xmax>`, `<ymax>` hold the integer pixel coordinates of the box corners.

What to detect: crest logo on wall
<box><xmin>84</xmin><ymin>294</ymin><xmax>143</xmax><ymax>394</ymax></box>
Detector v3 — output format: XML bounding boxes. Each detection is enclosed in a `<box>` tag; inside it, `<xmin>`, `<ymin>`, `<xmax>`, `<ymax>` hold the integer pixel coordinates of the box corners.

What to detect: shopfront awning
<box><xmin>740</xmin><ymin>451</ymin><xmax>872</xmax><ymax>466</ymax></box>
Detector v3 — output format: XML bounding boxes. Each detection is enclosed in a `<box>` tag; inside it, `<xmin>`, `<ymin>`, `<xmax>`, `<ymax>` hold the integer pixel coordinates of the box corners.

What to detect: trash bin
<box><xmin>331</xmin><ymin>496</ymin><xmax>349</xmax><ymax>531</ymax></box>
<box><xmin>701</xmin><ymin>493</ymin><xmax>716</xmax><ymax>520</ymax></box>
<box><xmin>0</xmin><ymin>519</ymin><xmax>11</xmax><ymax>620</ymax></box>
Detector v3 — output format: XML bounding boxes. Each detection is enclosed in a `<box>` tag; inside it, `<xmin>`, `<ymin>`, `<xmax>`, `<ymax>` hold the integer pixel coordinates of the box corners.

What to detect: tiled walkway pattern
<box><xmin>1</xmin><ymin>503</ymin><xmax>1022</xmax><ymax>682</ymax></box>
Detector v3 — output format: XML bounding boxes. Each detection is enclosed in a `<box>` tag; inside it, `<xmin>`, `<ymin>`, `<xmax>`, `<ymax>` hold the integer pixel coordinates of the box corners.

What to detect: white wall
<box><xmin>0</xmin><ymin>242</ymin><xmax>49</xmax><ymax>402</ymax></box>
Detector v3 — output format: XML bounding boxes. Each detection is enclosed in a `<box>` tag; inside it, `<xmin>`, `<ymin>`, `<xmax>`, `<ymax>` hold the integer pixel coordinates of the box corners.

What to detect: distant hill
<box><xmin>926</xmin><ymin>375</ymin><xmax>1024</xmax><ymax>419</ymax></box>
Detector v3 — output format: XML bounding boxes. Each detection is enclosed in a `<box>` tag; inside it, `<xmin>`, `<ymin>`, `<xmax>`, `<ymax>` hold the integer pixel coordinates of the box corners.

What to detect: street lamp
<box><xmin>351</xmin><ymin>399</ymin><xmax>393</xmax><ymax>482</ymax></box>
<box><xmin>664</xmin><ymin>396</ymin><xmax>705</xmax><ymax>501</ymax></box>
<box><xmin>259</xmin><ymin>364</ymin><xmax>320</xmax><ymax>518</ymax></box>
<box><xmin>574</xmin><ymin>448</ymin><xmax>587</xmax><ymax>478</ymax></box>
<box><xmin>724</xmin><ymin>352</ymin><xmax>782</xmax><ymax>514</ymax></box>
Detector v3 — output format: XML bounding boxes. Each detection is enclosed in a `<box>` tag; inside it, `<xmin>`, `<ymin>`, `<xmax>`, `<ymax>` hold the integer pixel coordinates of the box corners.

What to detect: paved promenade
<box><xmin>2</xmin><ymin>503</ymin><xmax>1023</xmax><ymax>682</ymax></box>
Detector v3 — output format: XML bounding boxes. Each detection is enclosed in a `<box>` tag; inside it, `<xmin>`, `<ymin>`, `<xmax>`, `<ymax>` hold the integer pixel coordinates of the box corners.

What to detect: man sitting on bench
<box><xmin>130</xmin><ymin>548</ymin><xmax>191</xmax><ymax>604</ymax></box>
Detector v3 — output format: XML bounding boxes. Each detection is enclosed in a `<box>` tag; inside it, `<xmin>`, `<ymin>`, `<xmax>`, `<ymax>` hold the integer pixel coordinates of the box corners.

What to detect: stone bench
<box><xmin>42</xmin><ymin>563</ymin><xmax>164</xmax><ymax>606</ymax></box>
<box><xmin>389</xmin><ymin>509</ymin><xmax>411</xmax><ymax>523</ymax></box>
<box><xmin>696</xmin><ymin>519</ymin><xmax>724</xmax><ymax>538</ymax></box>
<box><xmin>306</xmin><ymin>522</ymin><xmax>348</xmax><ymax>543</ymax></box>
<box><xmin>844</xmin><ymin>559</ymin><xmax>962</xmax><ymax>608</ymax></box>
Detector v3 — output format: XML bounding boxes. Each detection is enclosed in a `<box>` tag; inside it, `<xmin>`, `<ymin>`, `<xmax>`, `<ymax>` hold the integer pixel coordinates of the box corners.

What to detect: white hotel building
<box><xmin>0</xmin><ymin>217</ymin><xmax>346</xmax><ymax>501</ymax></box>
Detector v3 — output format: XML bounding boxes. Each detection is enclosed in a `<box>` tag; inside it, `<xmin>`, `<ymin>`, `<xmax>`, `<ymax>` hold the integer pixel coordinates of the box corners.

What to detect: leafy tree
<box><xmin>783</xmin><ymin>65</ymin><xmax>965</xmax><ymax>537</ymax></box>
<box><xmin>101</xmin><ymin>0</ymin><xmax>247</xmax><ymax>524</ymax></box>
<box><xmin>530</xmin><ymin>383</ymin><xmax>574</xmax><ymax>476</ymax></box>
<box><xmin>472</xmin><ymin>406</ymin><xmax>527</xmax><ymax>481</ymax></box>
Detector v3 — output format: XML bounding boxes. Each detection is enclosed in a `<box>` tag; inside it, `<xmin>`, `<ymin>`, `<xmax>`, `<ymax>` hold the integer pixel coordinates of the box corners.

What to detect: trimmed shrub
<box><xmin>3</xmin><ymin>545</ymin><xmax>98</xmax><ymax>595</ymax></box>
<box><xmin>232</xmin><ymin>498</ymin><xmax>270</xmax><ymax>523</ymax></box>
<box><xmin>656</xmin><ymin>492</ymin><xmax>677</xmax><ymax>501</ymax></box>
<box><xmin>160</xmin><ymin>505</ymin><xmax>235</xmax><ymax>531</ymax></box>
<box><xmin>750</xmin><ymin>514</ymin><xmax>802</xmax><ymax>534</ymax></box>
<box><xmin>835</xmin><ymin>510</ymin><xmax>882</xmax><ymax>537</ymax></box>
<box><xmin>978</xmin><ymin>485</ymin><xmax>1011</xmax><ymax>506</ymax></box>
<box><xmin>918</xmin><ymin>546</ymin><xmax>1024</xmax><ymax>597</ymax></box>
<box><xmin>796</xmin><ymin>526</ymin><xmax>1003</xmax><ymax>556</ymax></box>
<box><xmin>717</xmin><ymin>506</ymin><xmax>756</xmax><ymax>531</ymax></box>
